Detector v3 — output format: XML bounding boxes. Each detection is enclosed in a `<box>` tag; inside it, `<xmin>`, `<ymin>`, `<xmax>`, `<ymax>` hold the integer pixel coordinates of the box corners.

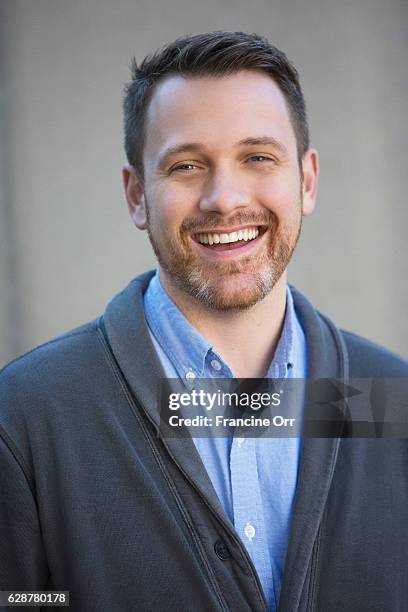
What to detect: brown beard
<box><xmin>146</xmin><ymin>206</ymin><xmax>302</xmax><ymax>311</ymax></box>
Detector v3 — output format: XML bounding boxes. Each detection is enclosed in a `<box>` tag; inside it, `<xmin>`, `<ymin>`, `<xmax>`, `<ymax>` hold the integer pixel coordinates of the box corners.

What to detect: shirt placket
<box><xmin>230</xmin><ymin>434</ymin><xmax>276</xmax><ymax>610</ymax></box>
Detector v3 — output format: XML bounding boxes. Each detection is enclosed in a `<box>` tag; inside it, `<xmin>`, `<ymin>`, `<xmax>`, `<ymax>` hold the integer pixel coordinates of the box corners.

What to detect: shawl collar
<box><xmin>103</xmin><ymin>271</ymin><xmax>231</xmax><ymax>525</ymax></box>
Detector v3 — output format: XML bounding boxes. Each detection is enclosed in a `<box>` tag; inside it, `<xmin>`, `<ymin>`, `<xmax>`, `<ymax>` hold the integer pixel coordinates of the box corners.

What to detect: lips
<box><xmin>192</xmin><ymin>225</ymin><xmax>268</xmax><ymax>257</ymax></box>
<box><xmin>192</xmin><ymin>225</ymin><xmax>267</xmax><ymax>251</ymax></box>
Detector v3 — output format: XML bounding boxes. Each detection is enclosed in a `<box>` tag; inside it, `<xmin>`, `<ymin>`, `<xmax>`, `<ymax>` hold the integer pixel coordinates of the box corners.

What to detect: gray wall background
<box><xmin>1</xmin><ymin>0</ymin><xmax>407</xmax><ymax>368</ymax></box>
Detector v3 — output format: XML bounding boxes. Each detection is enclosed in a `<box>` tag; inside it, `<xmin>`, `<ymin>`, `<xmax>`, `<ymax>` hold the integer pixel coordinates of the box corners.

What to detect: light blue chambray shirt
<box><xmin>144</xmin><ymin>270</ymin><xmax>307</xmax><ymax>611</ymax></box>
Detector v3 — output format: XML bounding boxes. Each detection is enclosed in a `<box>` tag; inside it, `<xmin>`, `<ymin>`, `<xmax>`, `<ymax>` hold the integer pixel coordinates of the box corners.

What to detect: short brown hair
<box><xmin>123</xmin><ymin>31</ymin><xmax>309</xmax><ymax>177</ymax></box>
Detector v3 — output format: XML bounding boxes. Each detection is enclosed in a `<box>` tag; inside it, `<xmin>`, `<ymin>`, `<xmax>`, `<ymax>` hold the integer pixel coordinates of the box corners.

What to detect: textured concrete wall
<box><xmin>1</xmin><ymin>0</ymin><xmax>407</xmax><ymax>367</ymax></box>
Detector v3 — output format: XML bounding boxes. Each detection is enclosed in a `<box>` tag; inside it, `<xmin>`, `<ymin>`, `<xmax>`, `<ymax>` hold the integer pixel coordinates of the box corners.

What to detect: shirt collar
<box><xmin>144</xmin><ymin>269</ymin><xmax>299</xmax><ymax>380</ymax></box>
<box><xmin>266</xmin><ymin>286</ymin><xmax>296</xmax><ymax>378</ymax></box>
<box><xmin>144</xmin><ymin>270</ymin><xmax>211</xmax><ymax>379</ymax></box>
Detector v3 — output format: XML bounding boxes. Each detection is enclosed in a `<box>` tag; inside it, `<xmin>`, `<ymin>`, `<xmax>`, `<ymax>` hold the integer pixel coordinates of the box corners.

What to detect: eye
<box><xmin>248</xmin><ymin>155</ymin><xmax>274</xmax><ymax>163</ymax></box>
<box><xmin>170</xmin><ymin>163</ymin><xmax>200</xmax><ymax>173</ymax></box>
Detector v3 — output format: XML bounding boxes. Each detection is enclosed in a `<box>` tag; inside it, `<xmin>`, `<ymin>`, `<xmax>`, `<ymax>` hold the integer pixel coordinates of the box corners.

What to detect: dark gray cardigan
<box><xmin>0</xmin><ymin>271</ymin><xmax>407</xmax><ymax>612</ymax></box>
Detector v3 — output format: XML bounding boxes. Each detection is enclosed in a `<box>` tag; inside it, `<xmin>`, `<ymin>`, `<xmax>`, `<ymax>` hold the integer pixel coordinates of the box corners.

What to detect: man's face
<box><xmin>125</xmin><ymin>70</ymin><xmax>318</xmax><ymax>311</ymax></box>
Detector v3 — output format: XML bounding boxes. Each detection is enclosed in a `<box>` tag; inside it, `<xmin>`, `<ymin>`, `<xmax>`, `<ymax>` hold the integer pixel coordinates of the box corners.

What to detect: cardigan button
<box><xmin>214</xmin><ymin>539</ymin><xmax>231</xmax><ymax>561</ymax></box>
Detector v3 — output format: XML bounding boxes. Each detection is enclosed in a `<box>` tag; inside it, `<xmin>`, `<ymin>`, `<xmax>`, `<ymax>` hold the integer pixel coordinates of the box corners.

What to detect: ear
<box><xmin>301</xmin><ymin>148</ymin><xmax>319</xmax><ymax>217</ymax></box>
<box><xmin>122</xmin><ymin>164</ymin><xmax>147</xmax><ymax>229</ymax></box>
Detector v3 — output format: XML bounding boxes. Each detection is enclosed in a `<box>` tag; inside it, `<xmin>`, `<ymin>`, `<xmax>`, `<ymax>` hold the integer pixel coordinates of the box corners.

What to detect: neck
<box><xmin>159</xmin><ymin>269</ymin><xmax>288</xmax><ymax>378</ymax></box>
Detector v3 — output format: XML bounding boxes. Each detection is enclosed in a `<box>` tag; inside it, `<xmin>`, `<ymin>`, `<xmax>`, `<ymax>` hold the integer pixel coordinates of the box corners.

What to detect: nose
<box><xmin>198</xmin><ymin>167</ymin><xmax>251</xmax><ymax>214</ymax></box>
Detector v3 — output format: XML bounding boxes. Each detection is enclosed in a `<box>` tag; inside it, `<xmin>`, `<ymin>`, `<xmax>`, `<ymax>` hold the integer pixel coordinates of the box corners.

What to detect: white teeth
<box><xmin>197</xmin><ymin>227</ymin><xmax>260</xmax><ymax>245</ymax></box>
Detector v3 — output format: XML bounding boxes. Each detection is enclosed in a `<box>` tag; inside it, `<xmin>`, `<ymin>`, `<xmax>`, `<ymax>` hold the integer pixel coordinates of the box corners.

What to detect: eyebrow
<box><xmin>157</xmin><ymin>136</ymin><xmax>289</xmax><ymax>168</ymax></box>
<box><xmin>157</xmin><ymin>143</ymin><xmax>203</xmax><ymax>168</ymax></box>
<box><xmin>237</xmin><ymin>137</ymin><xmax>289</xmax><ymax>156</ymax></box>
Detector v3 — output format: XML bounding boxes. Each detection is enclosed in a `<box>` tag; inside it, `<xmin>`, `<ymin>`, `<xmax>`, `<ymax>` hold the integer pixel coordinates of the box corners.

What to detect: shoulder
<box><xmin>0</xmin><ymin>318</ymin><xmax>119</xmax><ymax>461</ymax></box>
<box><xmin>339</xmin><ymin>329</ymin><xmax>407</xmax><ymax>377</ymax></box>
<box><xmin>289</xmin><ymin>285</ymin><xmax>407</xmax><ymax>378</ymax></box>
<box><xmin>0</xmin><ymin>318</ymin><xmax>110</xmax><ymax>404</ymax></box>
<box><xmin>0</xmin><ymin>270</ymin><xmax>156</xmax><ymax>403</ymax></box>
<box><xmin>1</xmin><ymin>318</ymin><xmax>101</xmax><ymax>372</ymax></box>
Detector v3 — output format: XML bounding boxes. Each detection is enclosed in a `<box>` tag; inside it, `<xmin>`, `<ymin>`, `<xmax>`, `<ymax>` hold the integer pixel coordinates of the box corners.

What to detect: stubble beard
<box><xmin>146</xmin><ymin>205</ymin><xmax>302</xmax><ymax>312</ymax></box>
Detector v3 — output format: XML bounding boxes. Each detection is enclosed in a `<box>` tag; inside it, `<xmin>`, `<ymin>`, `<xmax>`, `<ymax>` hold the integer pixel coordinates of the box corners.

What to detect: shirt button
<box><xmin>210</xmin><ymin>359</ymin><xmax>222</xmax><ymax>371</ymax></box>
<box><xmin>214</xmin><ymin>539</ymin><xmax>231</xmax><ymax>561</ymax></box>
<box><xmin>236</xmin><ymin>436</ymin><xmax>245</xmax><ymax>447</ymax></box>
<box><xmin>244</xmin><ymin>523</ymin><xmax>256</xmax><ymax>543</ymax></box>
<box><xmin>185</xmin><ymin>369</ymin><xmax>196</xmax><ymax>380</ymax></box>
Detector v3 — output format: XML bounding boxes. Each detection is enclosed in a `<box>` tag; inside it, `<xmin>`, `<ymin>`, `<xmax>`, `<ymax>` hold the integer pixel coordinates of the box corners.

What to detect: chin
<box><xmin>182</xmin><ymin>269</ymin><xmax>280</xmax><ymax>312</ymax></box>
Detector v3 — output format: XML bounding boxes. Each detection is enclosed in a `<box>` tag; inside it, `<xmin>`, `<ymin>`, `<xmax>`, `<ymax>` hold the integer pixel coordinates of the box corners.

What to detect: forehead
<box><xmin>144</xmin><ymin>70</ymin><xmax>297</xmax><ymax>160</ymax></box>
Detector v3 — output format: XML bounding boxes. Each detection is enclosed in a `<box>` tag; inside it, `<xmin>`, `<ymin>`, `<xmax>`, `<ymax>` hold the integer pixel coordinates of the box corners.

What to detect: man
<box><xmin>0</xmin><ymin>31</ymin><xmax>407</xmax><ymax>612</ymax></box>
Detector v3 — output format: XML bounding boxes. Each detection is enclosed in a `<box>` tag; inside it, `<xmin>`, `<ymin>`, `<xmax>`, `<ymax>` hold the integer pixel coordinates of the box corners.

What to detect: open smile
<box><xmin>191</xmin><ymin>225</ymin><xmax>268</xmax><ymax>257</ymax></box>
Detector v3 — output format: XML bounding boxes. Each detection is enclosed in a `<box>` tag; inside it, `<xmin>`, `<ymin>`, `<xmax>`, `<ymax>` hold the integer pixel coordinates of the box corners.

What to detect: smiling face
<box><xmin>124</xmin><ymin>70</ymin><xmax>318</xmax><ymax>311</ymax></box>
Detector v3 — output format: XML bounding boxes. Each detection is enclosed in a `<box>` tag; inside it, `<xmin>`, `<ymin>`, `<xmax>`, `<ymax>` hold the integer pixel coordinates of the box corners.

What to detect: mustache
<box><xmin>180</xmin><ymin>210</ymin><xmax>276</xmax><ymax>234</ymax></box>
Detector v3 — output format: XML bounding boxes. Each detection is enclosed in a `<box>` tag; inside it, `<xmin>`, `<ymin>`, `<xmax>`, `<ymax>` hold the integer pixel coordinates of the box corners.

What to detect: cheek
<box><xmin>257</xmin><ymin>179</ymin><xmax>301</xmax><ymax>218</ymax></box>
<box><xmin>150</xmin><ymin>185</ymin><xmax>198</xmax><ymax>227</ymax></box>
